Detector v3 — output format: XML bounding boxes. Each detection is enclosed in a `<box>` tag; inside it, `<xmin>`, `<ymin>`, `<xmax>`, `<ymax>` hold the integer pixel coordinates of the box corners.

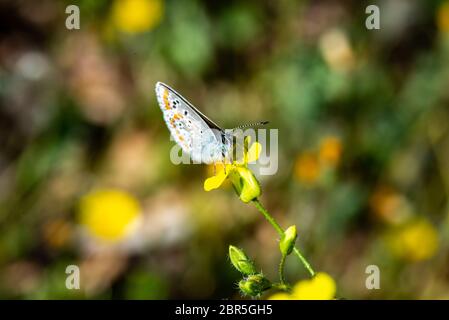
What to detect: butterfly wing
<box><xmin>155</xmin><ymin>82</ymin><xmax>229</xmax><ymax>164</ymax></box>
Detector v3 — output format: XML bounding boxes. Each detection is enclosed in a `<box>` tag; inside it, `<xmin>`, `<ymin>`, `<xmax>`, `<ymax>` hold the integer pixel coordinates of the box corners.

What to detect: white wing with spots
<box><xmin>155</xmin><ymin>82</ymin><xmax>231</xmax><ymax>164</ymax></box>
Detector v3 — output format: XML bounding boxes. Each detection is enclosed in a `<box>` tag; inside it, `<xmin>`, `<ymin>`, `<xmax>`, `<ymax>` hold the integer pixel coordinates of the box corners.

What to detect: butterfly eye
<box><xmin>184</xmin><ymin>110</ymin><xmax>188</xmax><ymax>116</ymax></box>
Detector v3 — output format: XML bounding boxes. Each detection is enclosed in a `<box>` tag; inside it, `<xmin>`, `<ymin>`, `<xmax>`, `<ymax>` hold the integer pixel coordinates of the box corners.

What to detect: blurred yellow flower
<box><xmin>268</xmin><ymin>292</ymin><xmax>290</xmax><ymax>300</ymax></box>
<box><xmin>319</xmin><ymin>136</ymin><xmax>342</xmax><ymax>167</ymax></box>
<box><xmin>295</xmin><ymin>137</ymin><xmax>342</xmax><ymax>185</ymax></box>
<box><xmin>371</xmin><ymin>187</ymin><xmax>399</xmax><ymax>218</ymax></box>
<box><xmin>437</xmin><ymin>2</ymin><xmax>449</xmax><ymax>34</ymax></box>
<box><xmin>370</xmin><ymin>186</ymin><xmax>412</xmax><ymax>225</ymax></box>
<box><xmin>294</xmin><ymin>152</ymin><xmax>320</xmax><ymax>184</ymax></box>
<box><xmin>388</xmin><ymin>219</ymin><xmax>439</xmax><ymax>262</ymax></box>
<box><xmin>292</xmin><ymin>272</ymin><xmax>336</xmax><ymax>300</ymax></box>
<box><xmin>111</xmin><ymin>0</ymin><xmax>163</xmax><ymax>34</ymax></box>
<box><xmin>204</xmin><ymin>139</ymin><xmax>262</xmax><ymax>203</ymax></box>
<box><xmin>78</xmin><ymin>189</ymin><xmax>141</xmax><ymax>242</ymax></box>
<box><xmin>267</xmin><ymin>272</ymin><xmax>336</xmax><ymax>300</ymax></box>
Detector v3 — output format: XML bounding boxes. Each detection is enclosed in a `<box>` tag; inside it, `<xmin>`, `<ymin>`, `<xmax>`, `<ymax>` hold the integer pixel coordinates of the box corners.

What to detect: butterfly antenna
<box><xmin>233</xmin><ymin>121</ymin><xmax>269</xmax><ymax>131</ymax></box>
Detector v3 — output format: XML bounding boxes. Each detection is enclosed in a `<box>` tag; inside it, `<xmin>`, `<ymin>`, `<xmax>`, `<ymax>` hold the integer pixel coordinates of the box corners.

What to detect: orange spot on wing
<box><xmin>174</xmin><ymin>130</ymin><xmax>186</xmax><ymax>146</ymax></box>
<box><xmin>163</xmin><ymin>89</ymin><xmax>171</xmax><ymax>110</ymax></box>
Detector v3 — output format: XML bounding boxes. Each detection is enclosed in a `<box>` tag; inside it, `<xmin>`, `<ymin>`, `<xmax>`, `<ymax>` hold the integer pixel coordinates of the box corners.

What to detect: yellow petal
<box><xmin>204</xmin><ymin>166</ymin><xmax>230</xmax><ymax>191</ymax></box>
<box><xmin>387</xmin><ymin>219</ymin><xmax>439</xmax><ymax>262</ymax></box>
<box><xmin>291</xmin><ymin>272</ymin><xmax>336</xmax><ymax>300</ymax></box>
<box><xmin>246</xmin><ymin>142</ymin><xmax>262</xmax><ymax>163</ymax></box>
<box><xmin>111</xmin><ymin>0</ymin><xmax>163</xmax><ymax>34</ymax></box>
<box><xmin>78</xmin><ymin>189</ymin><xmax>141</xmax><ymax>241</ymax></box>
<box><xmin>267</xmin><ymin>293</ymin><xmax>291</xmax><ymax>300</ymax></box>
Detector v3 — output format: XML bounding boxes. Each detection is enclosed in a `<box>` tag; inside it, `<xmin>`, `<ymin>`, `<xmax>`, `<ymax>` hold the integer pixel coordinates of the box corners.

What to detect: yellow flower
<box><xmin>319</xmin><ymin>136</ymin><xmax>342</xmax><ymax>167</ymax></box>
<box><xmin>388</xmin><ymin>219</ymin><xmax>439</xmax><ymax>262</ymax></box>
<box><xmin>206</xmin><ymin>163</ymin><xmax>231</xmax><ymax>188</ymax></box>
<box><xmin>437</xmin><ymin>2</ymin><xmax>449</xmax><ymax>34</ymax></box>
<box><xmin>292</xmin><ymin>272</ymin><xmax>336</xmax><ymax>300</ymax></box>
<box><xmin>204</xmin><ymin>138</ymin><xmax>262</xmax><ymax>203</ymax></box>
<box><xmin>111</xmin><ymin>0</ymin><xmax>163</xmax><ymax>34</ymax></box>
<box><xmin>78</xmin><ymin>188</ymin><xmax>141</xmax><ymax>242</ymax></box>
<box><xmin>266</xmin><ymin>272</ymin><xmax>336</xmax><ymax>300</ymax></box>
<box><xmin>268</xmin><ymin>292</ymin><xmax>290</xmax><ymax>300</ymax></box>
<box><xmin>294</xmin><ymin>152</ymin><xmax>320</xmax><ymax>184</ymax></box>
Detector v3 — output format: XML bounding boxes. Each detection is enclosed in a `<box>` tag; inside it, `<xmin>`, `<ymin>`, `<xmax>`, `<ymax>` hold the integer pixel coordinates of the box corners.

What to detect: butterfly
<box><xmin>155</xmin><ymin>82</ymin><xmax>267</xmax><ymax>166</ymax></box>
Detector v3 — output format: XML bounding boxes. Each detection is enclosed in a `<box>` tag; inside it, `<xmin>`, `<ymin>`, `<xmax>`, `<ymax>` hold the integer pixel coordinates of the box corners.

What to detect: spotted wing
<box><xmin>155</xmin><ymin>82</ymin><xmax>226</xmax><ymax>163</ymax></box>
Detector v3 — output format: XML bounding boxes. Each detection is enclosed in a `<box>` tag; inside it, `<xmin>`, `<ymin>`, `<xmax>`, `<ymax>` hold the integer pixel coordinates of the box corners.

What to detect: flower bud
<box><xmin>230</xmin><ymin>167</ymin><xmax>261</xmax><ymax>203</ymax></box>
<box><xmin>238</xmin><ymin>274</ymin><xmax>271</xmax><ymax>297</ymax></box>
<box><xmin>280</xmin><ymin>225</ymin><xmax>297</xmax><ymax>256</ymax></box>
<box><xmin>229</xmin><ymin>245</ymin><xmax>257</xmax><ymax>275</ymax></box>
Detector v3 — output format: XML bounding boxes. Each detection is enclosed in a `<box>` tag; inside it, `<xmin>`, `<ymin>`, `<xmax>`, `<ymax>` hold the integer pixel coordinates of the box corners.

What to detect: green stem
<box><xmin>252</xmin><ymin>199</ymin><xmax>283</xmax><ymax>234</ymax></box>
<box><xmin>252</xmin><ymin>199</ymin><xmax>315</xmax><ymax>277</ymax></box>
<box><xmin>293</xmin><ymin>248</ymin><xmax>315</xmax><ymax>277</ymax></box>
<box><xmin>271</xmin><ymin>282</ymin><xmax>290</xmax><ymax>292</ymax></box>
<box><xmin>279</xmin><ymin>254</ymin><xmax>286</xmax><ymax>284</ymax></box>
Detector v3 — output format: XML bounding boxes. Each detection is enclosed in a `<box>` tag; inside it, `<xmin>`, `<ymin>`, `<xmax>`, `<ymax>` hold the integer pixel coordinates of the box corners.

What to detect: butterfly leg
<box><xmin>223</xmin><ymin>160</ymin><xmax>226</xmax><ymax>175</ymax></box>
<box><xmin>213</xmin><ymin>163</ymin><xmax>216</xmax><ymax>176</ymax></box>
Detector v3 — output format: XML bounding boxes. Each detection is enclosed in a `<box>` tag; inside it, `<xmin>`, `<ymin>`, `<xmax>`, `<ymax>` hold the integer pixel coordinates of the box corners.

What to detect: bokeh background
<box><xmin>1</xmin><ymin>0</ymin><xmax>449</xmax><ymax>299</ymax></box>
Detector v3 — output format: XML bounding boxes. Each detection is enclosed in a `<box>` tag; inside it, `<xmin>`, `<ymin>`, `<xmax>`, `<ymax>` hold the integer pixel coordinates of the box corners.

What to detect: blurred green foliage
<box><xmin>0</xmin><ymin>0</ymin><xmax>449</xmax><ymax>299</ymax></box>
